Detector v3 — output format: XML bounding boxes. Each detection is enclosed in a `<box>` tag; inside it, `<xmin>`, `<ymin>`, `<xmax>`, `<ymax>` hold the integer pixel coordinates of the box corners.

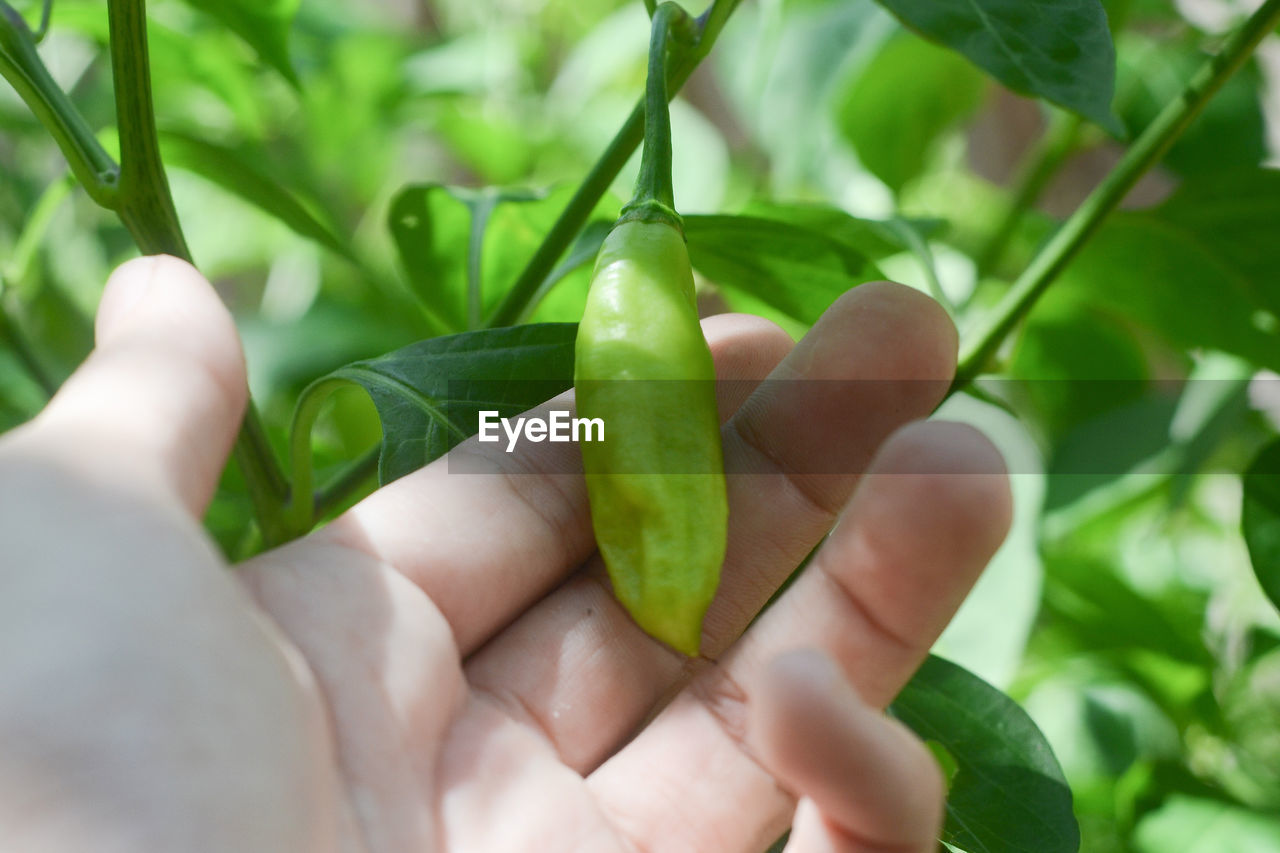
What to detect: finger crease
<box><xmin>458</xmin><ymin>443</ymin><xmax>585</xmax><ymax>557</ymax></box>
<box><xmin>471</xmin><ymin>683</ymin><xmax>561</xmax><ymax>757</ymax></box>
<box><xmin>815</xmin><ymin>555</ymin><xmax>922</xmax><ymax>659</ymax></box>
<box><xmin>836</xmin><ymin>827</ymin><xmax>928</xmax><ymax>853</ymax></box>
<box><xmin>500</xmin><ymin>469</ymin><xmax>581</xmax><ymax>555</ymax></box>
<box><xmin>727</xmin><ymin>416</ymin><xmax>844</xmax><ymax>520</ymax></box>
<box><xmin>689</xmin><ymin>666</ymin><xmax>792</xmax><ymax>804</ymax></box>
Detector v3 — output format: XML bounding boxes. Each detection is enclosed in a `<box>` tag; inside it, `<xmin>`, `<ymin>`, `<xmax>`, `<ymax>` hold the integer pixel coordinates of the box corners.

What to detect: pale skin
<box><xmin>0</xmin><ymin>255</ymin><xmax>1012</xmax><ymax>853</ymax></box>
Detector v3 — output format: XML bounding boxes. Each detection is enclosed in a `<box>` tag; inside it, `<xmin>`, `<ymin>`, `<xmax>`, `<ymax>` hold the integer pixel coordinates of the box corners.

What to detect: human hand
<box><xmin>0</xmin><ymin>255</ymin><xmax>1011</xmax><ymax>852</ymax></box>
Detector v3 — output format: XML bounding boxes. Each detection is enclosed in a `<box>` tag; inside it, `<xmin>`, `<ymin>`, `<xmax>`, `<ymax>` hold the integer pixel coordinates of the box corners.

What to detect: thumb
<box><xmin>36</xmin><ymin>255</ymin><xmax>248</xmax><ymax>515</ymax></box>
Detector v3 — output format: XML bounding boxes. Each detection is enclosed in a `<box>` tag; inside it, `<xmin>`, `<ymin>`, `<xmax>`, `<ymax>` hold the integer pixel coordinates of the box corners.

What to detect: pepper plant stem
<box><xmin>107</xmin><ymin>0</ymin><xmax>189</xmax><ymax>258</ymax></box>
<box><xmin>106</xmin><ymin>0</ymin><xmax>289</xmax><ymax>543</ymax></box>
<box><xmin>3</xmin><ymin>0</ymin><xmax>290</xmax><ymax>544</ymax></box>
<box><xmin>954</xmin><ymin>0</ymin><xmax>1280</xmax><ymax>388</ymax></box>
<box><xmin>0</xmin><ymin>2</ymin><xmax>120</xmax><ymax>205</ymax></box>
<box><xmin>483</xmin><ymin>0</ymin><xmax>742</xmax><ymax>328</ymax></box>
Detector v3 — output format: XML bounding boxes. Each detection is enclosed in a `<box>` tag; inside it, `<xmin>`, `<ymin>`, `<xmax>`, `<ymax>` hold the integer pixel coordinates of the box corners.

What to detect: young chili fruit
<box><xmin>575</xmin><ymin>217</ymin><xmax>728</xmax><ymax>656</ymax></box>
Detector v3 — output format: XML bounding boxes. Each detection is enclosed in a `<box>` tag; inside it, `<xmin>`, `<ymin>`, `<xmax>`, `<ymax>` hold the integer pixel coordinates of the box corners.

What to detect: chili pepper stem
<box><xmin>483</xmin><ymin>0</ymin><xmax>742</xmax><ymax>328</ymax></box>
<box><xmin>619</xmin><ymin>2</ymin><xmax>695</xmax><ymax>231</ymax></box>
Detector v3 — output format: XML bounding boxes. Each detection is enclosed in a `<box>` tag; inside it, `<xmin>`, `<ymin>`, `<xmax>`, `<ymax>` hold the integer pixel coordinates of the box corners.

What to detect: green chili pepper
<box><xmin>572</xmin><ymin>2</ymin><xmax>722</xmax><ymax>655</ymax></box>
<box><xmin>575</xmin><ymin>217</ymin><xmax>727</xmax><ymax>656</ymax></box>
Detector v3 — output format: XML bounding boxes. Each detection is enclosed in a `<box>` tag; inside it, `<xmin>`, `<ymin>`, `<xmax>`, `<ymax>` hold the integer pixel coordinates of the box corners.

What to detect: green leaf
<box><xmin>180</xmin><ymin>0</ymin><xmax>300</xmax><ymax>86</ymax></box>
<box><xmin>1242</xmin><ymin>438</ymin><xmax>1280</xmax><ymax>615</ymax></box>
<box><xmin>834</xmin><ymin>33</ymin><xmax>988</xmax><ymax>192</ymax></box>
<box><xmin>891</xmin><ymin>655</ymin><xmax>1080</xmax><ymax>853</ymax></box>
<box><xmin>871</xmin><ymin>0</ymin><xmax>1122</xmax><ymax>134</ymax></box>
<box><xmin>328</xmin><ymin>324</ymin><xmax>577</xmax><ymax>484</ymax></box>
<box><xmin>434</xmin><ymin>100</ymin><xmax>537</xmax><ymax>185</ymax></box>
<box><xmin>32</xmin><ymin>2</ymin><xmax>272</xmax><ymax>138</ymax></box>
<box><xmin>683</xmin><ymin>214</ymin><xmax>882</xmax><ymax>329</ymax></box>
<box><xmin>742</xmin><ymin>201</ymin><xmax>947</xmax><ymax>261</ymax></box>
<box><xmin>1134</xmin><ymin>796</ymin><xmax>1280</xmax><ymax>852</ymax></box>
<box><xmin>1057</xmin><ymin>169</ymin><xmax>1280</xmax><ymax>371</ymax></box>
<box><xmin>389</xmin><ymin>183</ymin><xmax>613</xmax><ymax>333</ymax></box>
<box><xmin>390</xmin><ymin>184</ymin><xmax>472</xmax><ymax>333</ymax></box>
<box><xmin>160</xmin><ymin>131</ymin><xmax>353</xmax><ymax>261</ymax></box>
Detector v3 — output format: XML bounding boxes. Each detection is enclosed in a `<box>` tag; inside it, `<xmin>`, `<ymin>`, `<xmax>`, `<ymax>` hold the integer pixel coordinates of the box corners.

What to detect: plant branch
<box><xmin>953</xmin><ymin>0</ymin><xmax>1280</xmax><ymax>388</ymax></box>
<box><xmin>234</xmin><ymin>408</ymin><xmax>291</xmax><ymax>545</ymax></box>
<box><xmin>4</xmin><ymin>0</ymin><xmax>292</xmax><ymax>546</ymax></box>
<box><xmin>106</xmin><ymin>0</ymin><xmax>289</xmax><ymax>542</ymax></box>
<box><xmin>0</xmin><ymin>1</ymin><xmax>120</xmax><ymax>205</ymax></box>
<box><xmin>483</xmin><ymin>0</ymin><xmax>742</xmax><ymax>328</ymax></box>
<box><xmin>888</xmin><ymin>217</ymin><xmax>950</xmax><ymax>313</ymax></box>
<box><xmin>107</xmin><ymin>0</ymin><xmax>189</xmax><ymax>258</ymax></box>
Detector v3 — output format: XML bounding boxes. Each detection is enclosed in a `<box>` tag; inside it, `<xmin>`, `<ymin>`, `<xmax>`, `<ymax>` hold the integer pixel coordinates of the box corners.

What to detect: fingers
<box><xmin>757</xmin><ymin>651</ymin><xmax>943</xmax><ymax>853</ymax></box>
<box><xmin>585</xmin><ymin>421</ymin><xmax>1009</xmax><ymax>852</ymax></box>
<box><xmin>704</xmin><ymin>282</ymin><xmax>957</xmax><ymax>650</ymax></box>
<box><xmin>702</xmin><ymin>313</ymin><xmax>797</xmax><ymax>417</ymax></box>
<box><xmin>26</xmin><ymin>256</ymin><xmax>248</xmax><ymax>515</ymax></box>
<box><xmin>725</xmin><ymin>420</ymin><xmax>1013</xmax><ymax>706</ymax></box>
<box><xmin>463</xmin><ymin>283</ymin><xmax>956</xmax><ymax>772</ymax></box>
<box><xmin>302</xmin><ymin>312</ymin><xmax>794</xmax><ymax>655</ymax></box>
